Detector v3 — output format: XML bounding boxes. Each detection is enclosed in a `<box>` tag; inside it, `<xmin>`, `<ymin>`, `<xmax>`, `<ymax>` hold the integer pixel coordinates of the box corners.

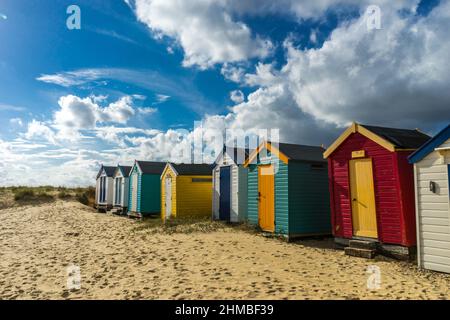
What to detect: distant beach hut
<box><xmin>128</xmin><ymin>161</ymin><xmax>166</xmax><ymax>218</ymax></box>
<box><xmin>212</xmin><ymin>146</ymin><xmax>251</xmax><ymax>223</ymax></box>
<box><xmin>111</xmin><ymin>165</ymin><xmax>132</xmax><ymax>215</ymax></box>
<box><xmin>409</xmin><ymin>124</ymin><xmax>450</xmax><ymax>273</ymax></box>
<box><xmin>324</xmin><ymin>123</ymin><xmax>430</xmax><ymax>259</ymax></box>
<box><xmin>161</xmin><ymin>163</ymin><xmax>213</xmax><ymax>221</ymax></box>
<box><xmin>95</xmin><ymin>165</ymin><xmax>116</xmax><ymax>212</ymax></box>
<box><xmin>243</xmin><ymin>141</ymin><xmax>331</xmax><ymax>240</ymax></box>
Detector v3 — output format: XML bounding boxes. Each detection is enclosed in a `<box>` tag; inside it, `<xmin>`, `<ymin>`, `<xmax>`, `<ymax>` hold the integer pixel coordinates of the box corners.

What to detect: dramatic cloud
<box><xmin>133</xmin><ymin>0</ymin><xmax>274</xmax><ymax>69</ymax></box>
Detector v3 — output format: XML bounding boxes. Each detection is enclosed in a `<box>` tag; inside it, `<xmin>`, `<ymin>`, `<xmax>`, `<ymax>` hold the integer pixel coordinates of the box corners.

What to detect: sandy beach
<box><xmin>0</xmin><ymin>200</ymin><xmax>449</xmax><ymax>300</ymax></box>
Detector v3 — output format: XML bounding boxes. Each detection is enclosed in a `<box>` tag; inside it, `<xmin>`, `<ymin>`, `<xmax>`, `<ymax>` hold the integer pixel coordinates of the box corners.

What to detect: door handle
<box><xmin>352</xmin><ymin>198</ymin><xmax>357</xmax><ymax>201</ymax></box>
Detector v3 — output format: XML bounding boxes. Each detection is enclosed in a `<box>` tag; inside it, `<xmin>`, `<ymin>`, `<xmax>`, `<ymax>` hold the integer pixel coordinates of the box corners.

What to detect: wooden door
<box><xmin>258</xmin><ymin>165</ymin><xmax>275</xmax><ymax>232</ymax></box>
<box><xmin>131</xmin><ymin>174</ymin><xmax>138</xmax><ymax>212</ymax></box>
<box><xmin>219</xmin><ymin>166</ymin><xmax>231</xmax><ymax>221</ymax></box>
<box><xmin>349</xmin><ymin>158</ymin><xmax>378</xmax><ymax>238</ymax></box>
<box><xmin>165</xmin><ymin>176</ymin><xmax>172</xmax><ymax>220</ymax></box>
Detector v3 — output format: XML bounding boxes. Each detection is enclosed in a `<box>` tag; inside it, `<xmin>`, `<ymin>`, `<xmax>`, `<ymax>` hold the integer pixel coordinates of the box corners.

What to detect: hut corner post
<box><xmin>413</xmin><ymin>164</ymin><xmax>422</xmax><ymax>268</ymax></box>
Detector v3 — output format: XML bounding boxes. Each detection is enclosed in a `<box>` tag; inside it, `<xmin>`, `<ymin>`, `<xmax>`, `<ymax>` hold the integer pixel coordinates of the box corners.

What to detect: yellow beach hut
<box><xmin>161</xmin><ymin>163</ymin><xmax>214</xmax><ymax>220</ymax></box>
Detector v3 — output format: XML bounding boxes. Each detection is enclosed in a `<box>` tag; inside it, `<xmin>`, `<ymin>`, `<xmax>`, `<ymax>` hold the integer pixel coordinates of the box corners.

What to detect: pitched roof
<box><xmin>97</xmin><ymin>165</ymin><xmax>116</xmax><ymax>179</ymax></box>
<box><xmin>245</xmin><ymin>141</ymin><xmax>326</xmax><ymax>166</ymax></box>
<box><xmin>324</xmin><ymin>122</ymin><xmax>432</xmax><ymax>158</ymax></box>
<box><xmin>408</xmin><ymin>124</ymin><xmax>450</xmax><ymax>163</ymax></box>
<box><xmin>216</xmin><ymin>146</ymin><xmax>253</xmax><ymax>165</ymax></box>
<box><xmin>117</xmin><ymin>165</ymin><xmax>132</xmax><ymax>177</ymax></box>
<box><xmin>170</xmin><ymin>163</ymin><xmax>214</xmax><ymax>176</ymax></box>
<box><xmin>360</xmin><ymin>124</ymin><xmax>431</xmax><ymax>149</ymax></box>
<box><xmin>136</xmin><ymin>161</ymin><xmax>167</xmax><ymax>175</ymax></box>
<box><xmin>276</xmin><ymin>142</ymin><xmax>326</xmax><ymax>163</ymax></box>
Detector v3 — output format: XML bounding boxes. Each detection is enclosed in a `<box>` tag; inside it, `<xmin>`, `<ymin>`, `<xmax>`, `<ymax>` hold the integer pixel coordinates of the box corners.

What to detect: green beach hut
<box><xmin>128</xmin><ymin>161</ymin><xmax>167</xmax><ymax>218</ymax></box>
<box><xmin>244</xmin><ymin>141</ymin><xmax>331</xmax><ymax>240</ymax></box>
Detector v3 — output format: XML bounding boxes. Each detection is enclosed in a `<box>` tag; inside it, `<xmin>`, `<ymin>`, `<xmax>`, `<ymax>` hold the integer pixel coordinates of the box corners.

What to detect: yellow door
<box><xmin>258</xmin><ymin>165</ymin><xmax>275</xmax><ymax>232</ymax></box>
<box><xmin>349</xmin><ymin>158</ymin><xmax>378</xmax><ymax>238</ymax></box>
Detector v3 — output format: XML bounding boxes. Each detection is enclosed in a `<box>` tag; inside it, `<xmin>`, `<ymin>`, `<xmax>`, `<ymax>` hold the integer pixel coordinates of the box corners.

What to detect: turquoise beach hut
<box><xmin>244</xmin><ymin>141</ymin><xmax>331</xmax><ymax>240</ymax></box>
<box><xmin>128</xmin><ymin>161</ymin><xmax>166</xmax><ymax>218</ymax></box>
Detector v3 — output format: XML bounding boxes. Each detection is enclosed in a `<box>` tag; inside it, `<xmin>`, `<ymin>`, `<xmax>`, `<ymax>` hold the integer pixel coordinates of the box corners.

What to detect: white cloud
<box><xmin>221</xmin><ymin>63</ymin><xmax>246</xmax><ymax>83</ymax></box>
<box><xmin>155</xmin><ymin>94</ymin><xmax>170</xmax><ymax>103</ymax></box>
<box><xmin>9</xmin><ymin>118</ymin><xmax>23</xmax><ymax>126</ymax></box>
<box><xmin>0</xmin><ymin>103</ymin><xmax>26</xmax><ymax>112</ymax></box>
<box><xmin>133</xmin><ymin>0</ymin><xmax>273</xmax><ymax>69</ymax></box>
<box><xmin>230</xmin><ymin>90</ymin><xmax>244</xmax><ymax>104</ymax></box>
<box><xmin>137</xmin><ymin>107</ymin><xmax>157</xmax><ymax>115</ymax></box>
<box><xmin>24</xmin><ymin>120</ymin><xmax>57</xmax><ymax>145</ymax></box>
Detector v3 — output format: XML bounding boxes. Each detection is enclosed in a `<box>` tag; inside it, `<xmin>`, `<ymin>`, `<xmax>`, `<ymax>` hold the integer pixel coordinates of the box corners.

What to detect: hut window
<box><xmin>192</xmin><ymin>178</ymin><xmax>212</xmax><ymax>183</ymax></box>
<box><xmin>310</xmin><ymin>164</ymin><xmax>325</xmax><ymax>170</ymax></box>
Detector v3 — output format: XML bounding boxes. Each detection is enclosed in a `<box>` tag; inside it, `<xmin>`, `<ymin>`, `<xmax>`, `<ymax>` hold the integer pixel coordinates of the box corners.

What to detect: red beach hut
<box><xmin>323</xmin><ymin>123</ymin><xmax>430</xmax><ymax>259</ymax></box>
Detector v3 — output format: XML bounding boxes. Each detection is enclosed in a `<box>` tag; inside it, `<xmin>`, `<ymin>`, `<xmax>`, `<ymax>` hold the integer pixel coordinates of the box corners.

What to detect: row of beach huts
<box><xmin>95</xmin><ymin>122</ymin><xmax>450</xmax><ymax>274</ymax></box>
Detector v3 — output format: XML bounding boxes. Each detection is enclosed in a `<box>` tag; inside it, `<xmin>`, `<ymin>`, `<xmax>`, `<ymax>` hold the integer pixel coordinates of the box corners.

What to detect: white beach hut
<box><xmin>212</xmin><ymin>147</ymin><xmax>251</xmax><ymax>222</ymax></box>
<box><xmin>95</xmin><ymin>165</ymin><xmax>115</xmax><ymax>212</ymax></box>
<box><xmin>409</xmin><ymin>124</ymin><xmax>450</xmax><ymax>273</ymax></box>
<box><xmin>111</xmin><ymin>165</ymin><xmax>132</xmax><ymax>215</ymax></box>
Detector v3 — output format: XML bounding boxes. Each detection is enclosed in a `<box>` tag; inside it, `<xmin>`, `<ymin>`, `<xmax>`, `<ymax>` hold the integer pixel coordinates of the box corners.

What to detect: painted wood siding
<box><xmin>238</xmin><ymin>166</ymin><xmax>248</xmax><ymax>221</ymax></box>
<box><xmin>138</xmin><ymin>174</ymin><xmax>161</xmax><ymax>214</ymax></box>
<box><xmin>161</xmin><ymin>167</ymin><xmax>177</xmax><ymax>220</ymax></box>
<box><xmin>288</xmin><ymin>162</ymin><xmax>331</xmax><ymax>235</ymax></box>
<box><xmin>246</xmin><ymin>154</ymin><xmax>289</xmax><ymax>235</ymax></box>
<box><xmin>328</xmin><ymin>132</ymin><xmax>408</xmax><ymax>245</ymax></box>
<box><xmin>274</xmin><ymin>161</ymin><xmax>289</xmax><ymax>235</ymax></box>
<box><xmin>176</xmin><ymin>175</ymin><xmax>212</xmax><ymax>217</ymax></box>
<box><xmin>395</xmin><ymin>151</ymin><xmax>417</xmax><ymax>246</ymax></box>
<box><xmin>247</xmin><ymin>165</ymin><xmax>259</xmax><ymax>225</ymax></box>
<box><xmin>136</xmin><ymin>173</ymin><xmax>142</xmax><ymax>212</ymax></box>
<box><xmin>212</xmin><ymin>167</ymin><xmax>220</xmax><ymax>219</ymax></box>
<box><xmin>212</xmin><ymin>151</ymin><xmax>245</xmax><ymax>222</ymax></box>
<box><xmin>415</xmin><ymin>141</ymin><xmax>450</xmax><ymax>273</ymax></box>
<box><xmin>122</xmin><ymin>177</ymin><xmax>129</xmax><ymax>208</ymax></box>
<box><xmin>95</xmin><ymin>178</ymin><xmax>100</xmax><ymax>205</ymax></box>
<box><xmin>231</xmin><ymin>164</ymin><xmax>239</xmax><ymax>222</ymax></box>
<box><xmin>129</xmin><ymin>169</ymin><xmax>139</xmax><ymax>213</ymax></box>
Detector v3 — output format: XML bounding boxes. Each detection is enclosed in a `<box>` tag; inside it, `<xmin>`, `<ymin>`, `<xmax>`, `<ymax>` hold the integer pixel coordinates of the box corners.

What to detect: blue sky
<box><xmin>0</xmin><ymin>0</ymin><xmax>449</xmax><ymax>186</ymax></box>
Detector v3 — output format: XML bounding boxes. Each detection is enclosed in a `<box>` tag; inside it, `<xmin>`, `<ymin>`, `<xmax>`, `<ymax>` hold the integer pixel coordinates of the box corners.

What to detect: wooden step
<box><xmin>345</xmin><ymin>247</ymin><xmax>377</xmax><ymax>259</ymax></box>
<box><xmin>349</xmin><ymin>239</ymin><xmax>378</xmax><ymax>250</ymax></box>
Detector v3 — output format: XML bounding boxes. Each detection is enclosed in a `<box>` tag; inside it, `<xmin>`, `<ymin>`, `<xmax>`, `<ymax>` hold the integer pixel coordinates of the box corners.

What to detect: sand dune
<box><xmin>0</xmin><ymin>200</ymin><xmax>449</xmax><ymax>300</ymax></box>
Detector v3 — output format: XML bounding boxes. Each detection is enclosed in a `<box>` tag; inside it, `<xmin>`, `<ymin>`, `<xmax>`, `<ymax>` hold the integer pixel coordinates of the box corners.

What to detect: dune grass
<box><xmin>134</xmin><ymin>215</ymin><xmax>260</xmax><ymax>235</ymax></box>
<box><xmin>0</xmin><ymin>186</ymin><xmax>96</xmax><ymax>209</ymax></box>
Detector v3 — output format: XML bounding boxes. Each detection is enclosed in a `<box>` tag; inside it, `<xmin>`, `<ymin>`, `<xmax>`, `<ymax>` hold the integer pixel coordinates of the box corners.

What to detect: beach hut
<box><xmin>212</xmin><ymin>147</ymin><xmax>251</xmax><ymax>222</ymax></box>
<box><xmin>161</xmin><ymin>163</ymin><xmax>213</xmax><ymax>220</ymax></box>
<box><xmin>409</xmin><ymin>124</ymin><xmax>450</xmax><ymax>273</ymax></box>
<box><xmin>324</xmin><ymin>123</ymin><xmax>431</xmax><ymax>259</ymax></box>
<box><xmin>243</xmin><ymin>141</ymin><xmax>331</xmax><ymax>240</ymax></box>
<box><xmin>95</xmin><ymin>165</ymin><xmax>116</xmax><ymax>212</ymax></box>
<box><xmin>111</xmin><ymin>165</ymin><xmax>132</xmax><ymax>215</ymax></box>
<box><xmin>128</xmin><ymin>161</ymin><xmax>166</xmax><ymax>218</ymax></box>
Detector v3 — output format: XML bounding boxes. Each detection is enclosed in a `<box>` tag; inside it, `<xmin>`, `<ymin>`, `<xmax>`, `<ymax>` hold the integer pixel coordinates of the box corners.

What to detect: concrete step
<box><xmin>345</xmin><ymin>247</ymin><xmax>377</xmax><ymax>259</ymax></box>
<box><xmin>349</xmin><ymin>239</ymin><xmax>378</xmax><ymax>250</ymax></box>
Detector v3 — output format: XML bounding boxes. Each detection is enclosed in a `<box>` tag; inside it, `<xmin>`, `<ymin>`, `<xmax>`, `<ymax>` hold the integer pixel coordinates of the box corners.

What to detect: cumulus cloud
<box><xmin>229</xmin><ymin>90</ymin><xmax>244</xmax><ymax>104</ymax></box>
<box><xmin>133</xmin><ymin>0</ymin><xmax>274</xmax><ymax>69</ymax></box>
<box><xmin>24</xmin><ymin>120</ymin><xmax>57</xmax><ymax>145</ymax></box>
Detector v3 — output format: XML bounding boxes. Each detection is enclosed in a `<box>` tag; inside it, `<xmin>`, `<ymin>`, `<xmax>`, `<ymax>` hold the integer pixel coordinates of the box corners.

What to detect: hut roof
<box><xmin>244</xmin><ymin>141</ymin><xmax>325</xmax><ymax>166</ymax></box>
<box><xmin>324</xmin><ymin>122</ymin><xmax>432</xmax><ymax>158</ymax></box>
<box><xmin>169</xmin><ymin>163</ymin><xmax>214</xmax><ymax>176</ymax></box>
<box><xmin>409</xmin><ymin>123</ymin><xmax>450</xmax><ymax>163</ymax></box>
<box><xmin>96</xmin><ymin>165</ymin><xmax>116</xmax><ymax>179</ymax></box>
<box><xmin>135</xmin><ymin>161</ymin><xmax>167</xmax><ymax>175</ymax></box>
<box><xmin>360</xmin><ymin>124</ymin><xmax>431</xmax><ymax>149</ymax></box>
<box><xmin>117</xmin><ymin>165</ymin><xmax>132</xmax><ymax>177</ymax></box>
